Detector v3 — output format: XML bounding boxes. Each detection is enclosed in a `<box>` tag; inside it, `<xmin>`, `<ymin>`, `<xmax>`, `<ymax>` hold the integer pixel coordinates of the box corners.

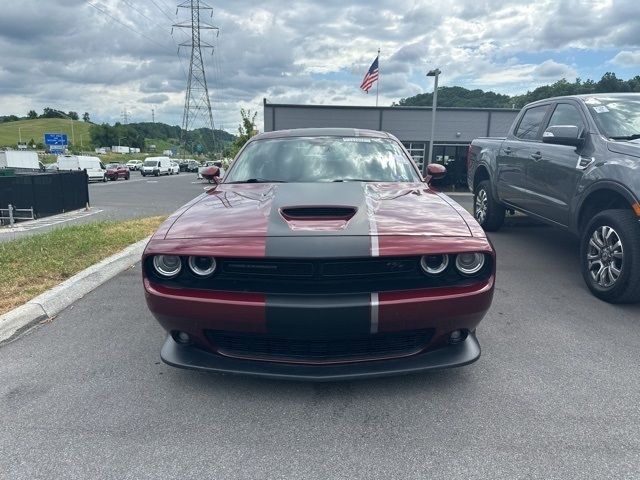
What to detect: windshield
<box><xmin>225</xmin><ymin>136</ymin><xmax>420</xmax><ymax>183</ymax></box>
<box><xmin>586</xmin><ymin>96</ymin><xmax>640</xmax><ymax>139</ymax></box>
<box><xmin>144</xmin><ymin>160</ymin><xmax>158</xmax><ymax>167</ymax></box>
<box><xmin>106</xmin><ymin>163</ymin><xmax>118</xmax><ymax>168</ymax></box>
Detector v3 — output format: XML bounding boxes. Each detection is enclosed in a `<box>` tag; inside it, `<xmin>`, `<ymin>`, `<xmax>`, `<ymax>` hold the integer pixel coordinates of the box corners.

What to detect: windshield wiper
<box><xmin>609</xmin><ymin>134</ymin><xmax>640</xmax><ymax>141</ymax></box>
<box><xmin>332</xmin><ymin>178</ymin><xmax>375</xmax><ymax>182</ymax></box>
<box><xmin>227</xmin><ymin>178</ymin><xmax>287</xmax><ymax>184</ymax></box>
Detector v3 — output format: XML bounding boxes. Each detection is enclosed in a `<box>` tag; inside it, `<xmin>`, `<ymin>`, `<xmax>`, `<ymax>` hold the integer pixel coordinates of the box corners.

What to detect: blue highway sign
<box><xmin>44</xmin><ymin>133</ymin><xmax>68</xmax><ymax>146</ymax></box>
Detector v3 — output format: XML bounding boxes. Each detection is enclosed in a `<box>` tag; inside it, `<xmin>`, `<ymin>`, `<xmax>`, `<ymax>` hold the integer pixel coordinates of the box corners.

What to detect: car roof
<box><xmin>250</xmin><ymin>128</ymin><xmax>392</xmax><ymax>141</ymax></box>
<box><xmin>525</xmin><ymin>92</ymin><xmax>640</xmax><ymax>106</ymax></box>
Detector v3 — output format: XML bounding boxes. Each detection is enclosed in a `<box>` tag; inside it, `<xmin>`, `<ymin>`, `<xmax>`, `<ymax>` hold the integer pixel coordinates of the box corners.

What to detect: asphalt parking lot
<box><xmin>1</xmin><ymin>188</ymin><xmax>639</xmax><ymax>479</ymax></box>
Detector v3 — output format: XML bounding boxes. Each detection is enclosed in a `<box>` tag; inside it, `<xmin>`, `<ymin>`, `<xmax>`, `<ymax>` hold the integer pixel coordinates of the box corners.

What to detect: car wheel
<box><xmin>580</xmin><ymin>209</ymin><xmax>640</xmax><ymax>303</ymax></box>
<box><xmin>126</xmin><ymin>174</ymin><xmax>130</xmax><ymax>180</ymax></box>
<box><xmin>155</xmin><ymin>171</ymin><xmax>159</xmax><ymax>177</ymax></box>
<box><xmin>474</xmin><ymin>180</ymin><xmax>505</xmax><ymax>231</ymax></box>
<box><xmin>103</xmin><ymin>175</ymin><xmax>107</xmax><ymax>182</ymax></box>
<box><xmin>142</xmin><ymin>173</ymin><xmax>146</xmax><ymax>177</ymax></box>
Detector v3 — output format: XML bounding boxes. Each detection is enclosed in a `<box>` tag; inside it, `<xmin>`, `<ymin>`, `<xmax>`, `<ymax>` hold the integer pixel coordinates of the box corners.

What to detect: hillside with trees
<box><xmin>0</xmin><ymin>107</ymin><xmax>235</xmax><ymax>154</ymax></box>
<box><xmin>394</xmin><ymin>73</ymin><xmax>640</xmax><ymax>109</ymax></box>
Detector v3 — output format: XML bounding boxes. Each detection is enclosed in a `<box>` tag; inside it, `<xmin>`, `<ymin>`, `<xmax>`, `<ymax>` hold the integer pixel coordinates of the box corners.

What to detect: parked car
<box><xmin>57</xmin><ymin>155</ymin><xmax>106</xmax><ymax>182</ymax></box>
<box><xmin>105</xmin><ymin>163</ymin><xmax>130</xmax><ymax>181</ymax></box>
<box><xmin>468</xmin><ymin>93</ymin><xmax>640</xmax><ymax>303</ymax></box>
<box><xmin>178</xmin><ymin>159</ymin><xmax>193</xmax><ymax>171</ymax></box>
<box><xmin>126</xmin><ymin>160</ymin><xmax>143</xmax><ymax>171</ymax></box>
<box><xmin>187</xmin><ymin>160</ymin><xmax>200</xmax><ymax>172</ymax></box>
<box><xmin>143</xmin><ymin>128</ymin><xmax>495</xmax><ymax>380</ymax></box>
<box><xmin>141</xmin><ymin>156</ymin><xmax>171</xmax><ymax>177</ymax></box>
<box><xmin>169</xmin><ymin>161</ymin><xmax>180</xmax><ymax>175</ymax></box>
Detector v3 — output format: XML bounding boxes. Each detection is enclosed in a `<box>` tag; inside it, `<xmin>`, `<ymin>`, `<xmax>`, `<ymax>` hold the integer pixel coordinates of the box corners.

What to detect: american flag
<box><xmin>360</xmin><ymin>55</ymin><xmax>379</xmax><ymax>93</ymax></box>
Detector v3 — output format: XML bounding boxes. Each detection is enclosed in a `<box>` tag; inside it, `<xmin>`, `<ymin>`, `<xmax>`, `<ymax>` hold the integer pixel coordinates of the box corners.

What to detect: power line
<box><xmin>121</xmin><ymin>0</ymin><xmax>169</xmax><ymax>31</ymax></box>
<box><xmin>147</xmin><ymin>0</ymin><xmax>176</xmax><ymax>22</ymax></box>
<box><xmin>87</xmin><ymin>1</ymin><xmax>172</xmax><ymax>50</ymax></box>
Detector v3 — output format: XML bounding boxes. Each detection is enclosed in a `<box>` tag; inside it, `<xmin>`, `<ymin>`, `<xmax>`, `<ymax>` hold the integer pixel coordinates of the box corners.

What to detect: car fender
<box><xmin>572</xmin><ymin>179</ymin><xmax>640</xmax><ymax>232</ymax></box>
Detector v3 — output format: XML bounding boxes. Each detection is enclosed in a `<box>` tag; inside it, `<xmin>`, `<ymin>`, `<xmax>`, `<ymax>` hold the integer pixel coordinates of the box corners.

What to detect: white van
<box><xmin>0</xmin><ymin>150</ymin><xmax>40</xmax><ymax>170</ymax></box>
<box><xmin>57</xmin><ymin>155</ymin><xmax>106</xmax><ymax>182</ymax></box>
<box><xmin>141</xmin><ymin>156</ymin><xmax>171</xmax><ymax>177</ymax></box>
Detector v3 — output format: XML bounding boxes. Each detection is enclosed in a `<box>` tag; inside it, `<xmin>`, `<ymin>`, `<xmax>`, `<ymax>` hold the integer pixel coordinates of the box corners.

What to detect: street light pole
<box><xmin>80</xmin><ymin>133</ymin><xmax>89</xmax><ymax>151</ymax></box>
<box><xmin>426</xmin><ymin>68</ymin><xmax>441</xmax><ymax>166</ymax></box>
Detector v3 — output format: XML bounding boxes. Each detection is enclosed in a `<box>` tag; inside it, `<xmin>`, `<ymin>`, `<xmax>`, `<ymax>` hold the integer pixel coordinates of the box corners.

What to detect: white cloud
<box><xmin>0</xmin><ymin>0</ymin><xmax>638</xmax><ymax>131</ymax></box>
<box><xmin>609</xmin><ymin>50</ymin><xmax>640</xmax><ymax>67</ymax></box>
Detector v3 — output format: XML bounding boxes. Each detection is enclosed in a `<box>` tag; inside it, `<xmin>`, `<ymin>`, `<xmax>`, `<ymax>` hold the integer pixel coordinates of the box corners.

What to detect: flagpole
<box><xmin>375</xmin><ymin>48</ymin><xmax>380</xmax><ymax>107</ymax></box>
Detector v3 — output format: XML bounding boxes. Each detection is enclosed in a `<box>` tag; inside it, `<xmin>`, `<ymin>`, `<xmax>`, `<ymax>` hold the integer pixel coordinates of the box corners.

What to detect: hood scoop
<box><xmin>279</xmin><ymin>206</ymin><xmax>358</xmax><ymax>232</ymax></box>
<box><xmin>280</xmin><ymin>206</ymin><xmax>357</xmax><ymax>220</ymax></box>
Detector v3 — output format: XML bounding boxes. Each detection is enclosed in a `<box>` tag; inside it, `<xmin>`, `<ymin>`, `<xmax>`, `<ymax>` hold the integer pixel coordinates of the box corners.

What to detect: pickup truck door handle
<box><xmin>503</xmin><ymin>147</ymin><xmax>512</xmax><ymax>155</ymax></box>
<box><xmin>530</xmin><ymin>152</ymin><xmax>542</xmax><ymax>161</ymax></box>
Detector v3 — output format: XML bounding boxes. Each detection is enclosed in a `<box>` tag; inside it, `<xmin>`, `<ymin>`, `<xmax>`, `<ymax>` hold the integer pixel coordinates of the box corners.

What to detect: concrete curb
<box><xmin>0</xmin><ymin>236</ymin><xmax>150</xmax><ymax>344</ymax></box>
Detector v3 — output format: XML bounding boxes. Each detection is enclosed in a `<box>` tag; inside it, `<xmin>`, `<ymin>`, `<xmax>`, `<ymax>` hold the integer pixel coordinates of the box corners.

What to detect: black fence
<box><xmin>0</xmin><ymin>171</ymin><xmax>89</xmax><ymax>219</ymax></box>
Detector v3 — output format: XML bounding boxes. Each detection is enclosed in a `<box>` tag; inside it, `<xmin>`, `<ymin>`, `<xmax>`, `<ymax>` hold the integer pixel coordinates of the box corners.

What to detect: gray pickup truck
<box><xmin>467</xmin><ymin>93</ymin><xmax>640</xmax><ymax>303</ymax></box>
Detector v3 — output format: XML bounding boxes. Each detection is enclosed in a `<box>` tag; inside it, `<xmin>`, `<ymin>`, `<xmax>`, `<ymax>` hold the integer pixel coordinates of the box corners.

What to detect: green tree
<box><xmin>68</xmin><ymin>111</ymin><xmax>79</xmax><ymax>121</ymax></box>
<box><xmin>27</xmin><ymin>110</ymin><xmax>37</xmax><ymax>119</ymax></box>
<box><xmin>82</xmin><ymin>112</ymin><xmax>91</xmax><ymax>123</ymax></box>
<box><xmin>226</xmin><ymin>109</ymin><xmax>257</xmax><ymax>158</ymax></box>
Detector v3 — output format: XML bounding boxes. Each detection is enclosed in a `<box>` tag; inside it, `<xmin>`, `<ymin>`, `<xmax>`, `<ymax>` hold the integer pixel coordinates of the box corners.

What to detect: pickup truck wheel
<box><xmin>580</xmin><ymin>209</ymin><xmax>640</xmax><ymax>303</ymax></box>
<box><xmin>474</xmin><ymin>180</ymin><xmax>505</xmax><ymax>231</ymax></box>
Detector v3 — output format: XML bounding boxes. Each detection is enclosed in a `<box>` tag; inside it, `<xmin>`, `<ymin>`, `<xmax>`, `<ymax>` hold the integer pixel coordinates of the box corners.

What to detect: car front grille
<box><xmin>205</xmin><ymin>329</ymin><xmax>434</xmax><ymax>362</ymax></box>
<box><xmin>145</xmin><ymin>256</ymin><xmax>492</xmax><ymax>294</ymax></box>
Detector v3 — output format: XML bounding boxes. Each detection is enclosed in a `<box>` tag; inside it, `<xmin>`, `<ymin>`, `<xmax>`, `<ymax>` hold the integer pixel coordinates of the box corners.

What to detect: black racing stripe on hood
<box><xmin>265</xmin><ymin>183</ymin><xmax>371</xmax><ymax>258</ymax></box>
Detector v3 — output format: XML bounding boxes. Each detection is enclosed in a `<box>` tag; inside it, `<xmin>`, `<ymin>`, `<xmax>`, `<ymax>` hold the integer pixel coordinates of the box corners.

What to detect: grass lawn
<box><xmin>0</xmin><ymin>118</ymin><xmax>92</xmax><ymax>148</ymax></box>
<box><xmin>0</xmin><ymin>216</ymin><xmax>165</xmax><ymax>315</ymax></box>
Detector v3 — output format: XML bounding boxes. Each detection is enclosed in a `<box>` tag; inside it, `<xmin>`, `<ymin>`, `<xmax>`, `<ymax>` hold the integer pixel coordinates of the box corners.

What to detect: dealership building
<box><xmin>263</xmin><ymin>100</ymin><xmax>519</xmax><ymax>187</ymax></box>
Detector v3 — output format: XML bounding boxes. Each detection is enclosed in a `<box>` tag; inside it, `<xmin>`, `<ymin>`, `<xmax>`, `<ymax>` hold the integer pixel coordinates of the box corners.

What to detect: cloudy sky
<box><xmin>0</xmin><ymin>0</ymin><xmax>638</xmax><ymax>131</ymax></box>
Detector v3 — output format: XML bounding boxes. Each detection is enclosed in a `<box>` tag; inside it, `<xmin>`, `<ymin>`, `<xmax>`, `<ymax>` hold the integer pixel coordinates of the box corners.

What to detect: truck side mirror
<box><xmin>542</xmin><ymin>125</ymin><xmax>584</xmax><ymax>147</ymax></box>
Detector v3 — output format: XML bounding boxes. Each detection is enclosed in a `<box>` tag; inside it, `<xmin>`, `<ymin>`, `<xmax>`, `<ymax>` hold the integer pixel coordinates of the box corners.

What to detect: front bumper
<box><xmin>145</xmin><ymin>276</ymin><xmax>493</xmax><ymax>379</ymax></box>
<box><xmin>160</xmin><ymin>331</ymin><xmax>480</xmax><ymax>381</ymax></box>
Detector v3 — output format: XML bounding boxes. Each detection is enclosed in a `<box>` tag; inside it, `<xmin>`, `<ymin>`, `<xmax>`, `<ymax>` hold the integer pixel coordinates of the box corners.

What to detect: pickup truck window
<box><xmin>586</xmin><ymin>97</ymin><xmax>640</xmax><ymax>140</ymax></box>
<box><xmin>515</xmin><ymin>105</ymin><xmax>548</xmax><ymax>140</ymax></box>
<box><xmin>547</xmin><ymin>104</ymin><xmax>585</xmax><ymax>132</ymax></box>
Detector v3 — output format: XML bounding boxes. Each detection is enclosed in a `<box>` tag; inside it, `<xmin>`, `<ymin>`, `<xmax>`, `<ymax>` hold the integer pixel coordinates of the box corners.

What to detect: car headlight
<box><xmin>152</xmin><ymin>255</ymin><xmax>182</xmax><ymax>278</ymax></box>
<box><xmin>420</xmin><ymin>254</ymin><xmax>449</xmax><ymax>275</ymax></box>
<box><xmin>455</xmin><ymin>252</ymin><xmax>485</xmax><ymax>276</ymax></box>
<box><xmin>188</xmin><ymin>256</ymin><xmax>217</xmax><ymax>277</ymax></box>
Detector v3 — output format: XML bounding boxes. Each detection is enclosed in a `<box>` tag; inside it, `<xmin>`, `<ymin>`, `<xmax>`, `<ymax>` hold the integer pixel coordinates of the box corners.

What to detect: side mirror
<box><xmin>425</xmin><ymin>163</ymin><xmax>446</xmax><ymax>184</ymax></box>
<box><xmin>542</xmin><ymin>125</ymin><xmax>584</xmax><ymax>147</ymax></box>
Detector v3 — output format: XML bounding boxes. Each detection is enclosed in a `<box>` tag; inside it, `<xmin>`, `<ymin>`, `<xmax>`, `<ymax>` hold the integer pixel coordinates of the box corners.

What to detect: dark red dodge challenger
<box><xmin>143</xmin><ymin>128</ymin><xmax>495</xmax><ymax>380</ymax></box>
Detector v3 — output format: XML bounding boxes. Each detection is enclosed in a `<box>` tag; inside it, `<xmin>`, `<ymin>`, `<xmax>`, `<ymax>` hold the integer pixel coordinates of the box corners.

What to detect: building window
<box><xmin>402</xmin><ymin>142</ymin><xmax>426</xmax><ymax>172</ymax></box>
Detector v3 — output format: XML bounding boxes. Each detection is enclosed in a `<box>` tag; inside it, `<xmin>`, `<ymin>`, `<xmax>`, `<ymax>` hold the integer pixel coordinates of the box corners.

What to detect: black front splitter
<box><xmin>160</xmin><ymin>333</ymin><xmax>480</xmax><ymax>381</ymax></box>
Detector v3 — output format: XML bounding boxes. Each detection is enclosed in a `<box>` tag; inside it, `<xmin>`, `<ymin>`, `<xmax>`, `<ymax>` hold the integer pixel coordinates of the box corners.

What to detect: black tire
<box><xmin>102</xmin><ymin>175</ymin><xmax>107</xmax><ymax>183</ymax></box>
<box><xmin>155</xmin><ymin>171</ymin><xmax>159</xmax><ymax>177</ymax></box>
<box><xmin>141</xmin><ymin>173</ymin><xmax>146</xmax><ymax>177</ymax></box>
<box><xmin>474</xmin><ymin>180</ymin><xmax>505</xmax><ymax>231</ymax></box>
<box><xmin>125</xmin><ymin>174</ymin><xmax>130</xmax><ymax>180</ymax></box>
<box><xmin>580</xmin><ymin>209</ymin><xmax>640</xmax><ymax>303</ymax></box>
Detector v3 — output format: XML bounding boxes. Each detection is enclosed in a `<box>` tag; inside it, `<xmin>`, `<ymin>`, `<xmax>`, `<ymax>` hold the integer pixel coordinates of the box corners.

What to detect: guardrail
<box><xmin>0</xmin><ymin>204</ymin><xmax>35</xmax><ymax>227</ymax></box>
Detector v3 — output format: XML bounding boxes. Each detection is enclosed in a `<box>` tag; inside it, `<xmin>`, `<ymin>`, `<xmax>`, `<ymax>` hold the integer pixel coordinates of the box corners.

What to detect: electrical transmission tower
<box><xmin>173</xmin><ymin>0</ymin><xmax>218</xmax><ymax>155</ymax></box>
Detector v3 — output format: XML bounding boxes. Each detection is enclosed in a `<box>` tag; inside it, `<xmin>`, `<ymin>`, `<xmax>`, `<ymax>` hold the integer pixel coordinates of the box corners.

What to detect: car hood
<box><xmin>164</xmin><ymin>182</ymin><xmax>474</xmax><ymax>239</ymax></box>
<box><xmin>607</xmin><ymin>139</ymin><xmax>640</xmax><ymax>159</ymax></box>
